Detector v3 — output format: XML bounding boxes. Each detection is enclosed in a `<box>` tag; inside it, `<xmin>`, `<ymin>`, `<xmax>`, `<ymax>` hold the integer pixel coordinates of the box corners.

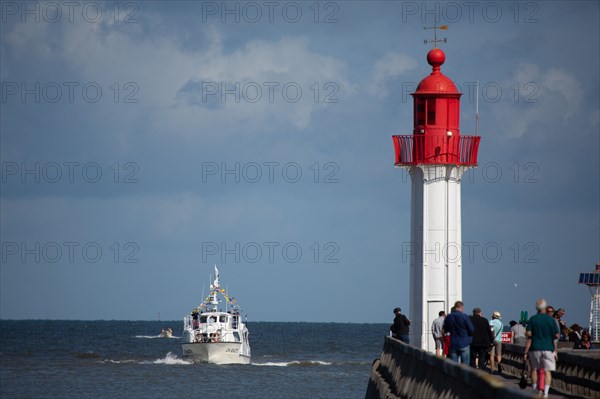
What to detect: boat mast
<box><xmin>210</xmin><ymin>264</ymin><xmax>220</xmax><ymax>312</ymax></box>
<box><xmin>200</xmin><ymin>284</ymin><xmax>204</xmax><ymax>312</ymax></box>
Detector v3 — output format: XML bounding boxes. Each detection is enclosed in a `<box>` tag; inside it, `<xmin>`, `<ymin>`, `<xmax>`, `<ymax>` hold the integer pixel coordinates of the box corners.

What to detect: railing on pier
<box><xmin>502</xmin><ymin>343</ymin><xmax>600</xmax><ymax>399</ymax></box>
<box><xmin>366</xmin><ymin>336</ymin><xmax>534</xmax><ymax>399</ymax></box>
<box><xmin>393</xmin><ymin>135</ymin><xmax>480</xmax><ymax>166</ymax></box>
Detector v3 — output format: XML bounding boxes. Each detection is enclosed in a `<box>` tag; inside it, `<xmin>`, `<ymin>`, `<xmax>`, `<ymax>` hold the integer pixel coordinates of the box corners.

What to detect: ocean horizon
<box><xmin>1</xmin><ymin>320</ymin><xmax>388</xmax><ymax>399</ymax></box>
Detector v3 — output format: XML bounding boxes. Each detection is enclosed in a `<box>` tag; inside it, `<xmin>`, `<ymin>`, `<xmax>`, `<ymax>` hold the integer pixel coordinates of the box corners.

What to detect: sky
<box><xmin>1</xmin><ymin>1</ymin><xmax>599</xmax><ymax>325</ymax></box>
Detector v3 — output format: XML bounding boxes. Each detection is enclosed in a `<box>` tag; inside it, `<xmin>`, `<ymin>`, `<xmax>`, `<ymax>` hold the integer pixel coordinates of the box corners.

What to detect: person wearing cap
<box><xmin>489</xmin><ymin>311</ymin><xmax>504</xmax><ymax>374</ymax></box>
<box><xmin>390</xmin><ymin>307</ymin><xmax>411</xmax><ymax>344</ymax></box>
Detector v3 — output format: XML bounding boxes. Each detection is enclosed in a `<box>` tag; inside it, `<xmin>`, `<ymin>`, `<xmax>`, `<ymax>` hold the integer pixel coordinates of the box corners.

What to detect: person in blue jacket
<box><xmin>443</xmin><ymin>301</ymin><xmax>475</xmax><ymax>364</ymax></box>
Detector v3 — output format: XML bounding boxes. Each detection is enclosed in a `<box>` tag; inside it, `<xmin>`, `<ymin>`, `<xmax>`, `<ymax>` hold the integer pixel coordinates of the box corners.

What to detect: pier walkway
<box><xmin>493</xmin><ymin>372</ymin><xmax>585</xmax><ymax>398</ymax></box>
<box><xmin>366</xmin><ymin>337</ymin><xmax>599</xmax><ymax>399</ymax></box>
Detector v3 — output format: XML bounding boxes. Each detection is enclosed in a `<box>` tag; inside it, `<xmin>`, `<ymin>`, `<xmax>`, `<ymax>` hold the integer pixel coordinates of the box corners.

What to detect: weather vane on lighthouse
<box><xmin>423</xmin><ymin>19</ymin><xmax>448</xmax><ymax>48</ymax></box>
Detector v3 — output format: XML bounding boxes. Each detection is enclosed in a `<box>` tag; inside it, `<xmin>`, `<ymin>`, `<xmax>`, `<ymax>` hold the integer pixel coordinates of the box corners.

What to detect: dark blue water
<box><xmin>0</xmin><ymin>320</ymin><xmax>387</xmax><ymax>399</ymax></box>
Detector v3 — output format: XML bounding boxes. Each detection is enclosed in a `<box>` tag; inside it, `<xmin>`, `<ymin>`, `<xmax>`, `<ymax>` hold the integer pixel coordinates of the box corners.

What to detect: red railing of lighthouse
<box><xmin>393</xmin><ymin>135</ymin><xmax>480</xmax><ymax>166</ymax></box>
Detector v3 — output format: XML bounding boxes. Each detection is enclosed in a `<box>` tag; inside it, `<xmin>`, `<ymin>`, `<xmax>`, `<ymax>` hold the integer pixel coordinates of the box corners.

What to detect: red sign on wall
<box><xmin>501</xmin><ymin>332</ymin><xmax>513</xmax><ymax>343</ymax></box>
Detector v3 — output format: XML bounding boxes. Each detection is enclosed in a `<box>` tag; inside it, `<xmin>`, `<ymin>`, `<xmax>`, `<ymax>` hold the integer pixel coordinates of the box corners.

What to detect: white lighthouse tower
<box><xmin>393</xmin><ymin>42</ymin><xmax>480</xmax><ymax>351</ymax></box>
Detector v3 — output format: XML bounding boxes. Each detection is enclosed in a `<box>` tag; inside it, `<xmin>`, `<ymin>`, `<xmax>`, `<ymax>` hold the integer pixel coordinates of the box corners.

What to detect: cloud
<box><xmin>173</xmin><ymin>35</ymin><xmax>354</xmax><ymax>130</ymax></box>
<box><xmin>1</xmin><ymin>20</ymin><xmax>353</xmax><ymax>134</ymax></box>
<box><xmin>493</xmin><ymin>63</ymin><xmax>584</xmax><ymax>139</ymax></box>
<box><xmin>367</xmin><ymin>52</ymin><xmax>417</xmax><ymax>99</ymax></box>
<box><xmin>542</xmin><ymin>68</ymin><xmax>582</xmax><ymax>119</ymax></box>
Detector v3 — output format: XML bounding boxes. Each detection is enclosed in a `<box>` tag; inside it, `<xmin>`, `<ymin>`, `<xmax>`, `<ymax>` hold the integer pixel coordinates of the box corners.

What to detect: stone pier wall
<box><xmin>365</xmin><ymin>337</ymin><xmax>535</xmax><ymax>399</ymax></box>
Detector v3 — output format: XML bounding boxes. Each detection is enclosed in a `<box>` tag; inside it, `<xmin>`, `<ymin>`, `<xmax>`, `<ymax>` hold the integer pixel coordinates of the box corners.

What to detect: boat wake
<box><xmin>142</xmin><ymin>352</ymin><xmax>192</xmax><ymax>365</ymax></box>
<box><xmin>103</xmin><ymin>359</ymin><xmax>138</xmax><ymax>364</ymax></box>
<box><xmin>252</xmin><ymin>360</ymin><xmax>332</xmax><ymax>367</ymax></box>
<box><xmin>100</xmin><ymin>352</ymin><xmax>192</xmax><ymax>365</ymax></box>
<box><xmin>134</xmin><ymin>335</ymin><xmax>180</xmax><ymax>339</ymax></box>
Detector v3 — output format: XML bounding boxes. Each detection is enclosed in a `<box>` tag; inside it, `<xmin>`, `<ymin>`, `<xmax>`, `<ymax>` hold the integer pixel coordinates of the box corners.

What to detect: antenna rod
<box><xmin>475</xmin><ymin>80</ymin><xmax>479</xmax><ymax>136</ymax></box>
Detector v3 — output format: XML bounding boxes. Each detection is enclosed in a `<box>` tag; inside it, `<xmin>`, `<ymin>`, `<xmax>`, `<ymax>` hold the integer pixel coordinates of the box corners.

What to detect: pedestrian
<box><xmin>431</xmin><ymin>310</ymin><xmax>446</xmax><ymax>356</ymax></box>
<box><xmin>554</xmin><ymin>308</ymin><xmax>568</xmax><ymax>341</ymax></box>
<box><xmin>390</xmin><ymin>307</ymin><xmax>410</xmax><ymax>344</ymax></box>
<box><xmin>525</xmin><ymin>298</ymin><xmax>560</xmax><ymax>398</ymax></box>
<box><xmin>469</xmin><ymin>308</ymin><xmax>494</xmax><ymax>370</ymax></box>
<box><xmin>443</xmin><ymin>301</ymin><xmax>474</xmax><ymax>364</ymax></box>
<box><xmin>575</xmin><ymin>331</ymin><xmax>591</xmax><ymax>349</ymax></box>
<box><xmin>191</xmin><ymin>308</ymin><xmax>200</xmax><ymax>329</ymax></box>
<box><xmin>510</xmin><ymin>320</ymin><xmax>527</xmax><ymax>345</ymax></box>
<box><xmin>489</xmin><ymin>311</ymin><xmax>503</xmax><ymax>374</ymax></box>
<box><xmin>546</xmin><ymin>306</ymin><xmax>561</xmax><ymax>333</ymax></box>
<box><xmin>443</xmin><ymin>307</ymin><xmax>455</xmax><ymax>357</ymax></box>
<box><xmin>568</xmin><ymin>324</ymin><xmax>582</xmax><ymax>346</ymax></box>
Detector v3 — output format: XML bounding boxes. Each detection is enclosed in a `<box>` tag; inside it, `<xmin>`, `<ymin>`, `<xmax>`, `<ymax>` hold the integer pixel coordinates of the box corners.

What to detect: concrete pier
<box><xmin>365</xmin><ymin>337</ymin><xmax>599</xmax><ymax>399</ymax></box>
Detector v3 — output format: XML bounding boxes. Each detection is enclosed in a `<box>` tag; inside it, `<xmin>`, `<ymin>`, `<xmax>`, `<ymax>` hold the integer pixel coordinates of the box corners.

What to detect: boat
<box><xmin>159</xmin><ymin>328</ymin><xmax>173</xmax><ymax>338</ymax></box>
<box><xmin>181</xmin><ymin>265</ymin><xmax>251</xmax><ymax>364</ymax></box>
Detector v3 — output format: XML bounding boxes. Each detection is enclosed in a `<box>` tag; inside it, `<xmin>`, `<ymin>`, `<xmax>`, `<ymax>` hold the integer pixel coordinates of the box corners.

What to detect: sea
<box><xmin>0</xmin><ymin>320</ymin><xmax>388</xmax><ymax>399</ymax></box>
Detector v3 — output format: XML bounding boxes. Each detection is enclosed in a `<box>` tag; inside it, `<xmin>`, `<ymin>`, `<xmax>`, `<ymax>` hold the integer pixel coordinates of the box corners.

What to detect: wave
<box><xmin>142</xmin><ymin>352</ymin><xmax>192</xmax><ymax>365</ymax></box>
<box><xmin>252</xmin><ymin>360</ymin><xmax>332</xmax><ymax>367</ymax></box>
<box><xmin>100</xmin><ymin>352</ymin><xmax>191</xmax><ymax>365</ymax></box>
<box><xmin>101</xmin><ymin>359</ymin><xmax>138</xmax><ymax>364</ymax></box>
<box><xmin>134</xmin><ymin>335</ymin><xmax>180</xmax><ymax>339</ymax></box>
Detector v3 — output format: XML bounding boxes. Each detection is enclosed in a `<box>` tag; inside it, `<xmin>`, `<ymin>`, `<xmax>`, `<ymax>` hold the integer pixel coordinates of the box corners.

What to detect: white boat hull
<box><xmin>182</xmin><ymin>342</ymin><xmax>251</xmax><ymax>364</ymax></box>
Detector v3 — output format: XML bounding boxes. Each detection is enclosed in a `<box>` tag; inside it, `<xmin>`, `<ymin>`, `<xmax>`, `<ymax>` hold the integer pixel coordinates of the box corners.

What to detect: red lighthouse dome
<box><xmin>415</xmin><ymin>48</ymin><xmax>459</xmax><ymax>94</ymax></box>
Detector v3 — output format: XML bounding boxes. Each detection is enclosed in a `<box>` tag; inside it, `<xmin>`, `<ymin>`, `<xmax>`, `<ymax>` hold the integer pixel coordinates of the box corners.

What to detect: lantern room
<box><xmin>412</xmin><ymin>48</ymin><xmax>461</xmax><ymax>137</ymax></box>
<box><xmin>393</xmin><ymin>48</ymin><xmax>480</xmax><ymax>166</ymax></box>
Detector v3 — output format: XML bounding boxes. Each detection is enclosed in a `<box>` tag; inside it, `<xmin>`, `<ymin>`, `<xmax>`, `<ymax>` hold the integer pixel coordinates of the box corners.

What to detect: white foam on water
<box><xmin>101</xmin><ymin>352</ymin><xmax>191</xmax><ymax>365</ymax></box>
<box><xmin>290</xmin><ymin>360</ymin><xmax>332</xmax><ymax>366</ymax></box>
<box><xmin>252</xmin><ymin>361</ymin><xmax>289</xmax><ymax>367</ymax></box>
<box><xmin>134</xmin><ymin>335</ymin><xmax>180</xmax><ymax>339</ymax></box>
<box><xmin>252</xmin><ymin>360</ymin><xmax>332</xmax><ymax>367</ymax></box>
<box><xmin>102</xmin><ymin>359</ymin><xmax>138</xmax><ymax>364</ymax></box>
<box><xmin>144</xmin><ymin>352</ymin><xmax>192</xmax><ymax>365</ymax></box>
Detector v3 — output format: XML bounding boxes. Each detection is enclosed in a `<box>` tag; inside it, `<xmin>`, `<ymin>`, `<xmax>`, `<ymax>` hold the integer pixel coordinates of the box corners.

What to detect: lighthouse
<box><xmin>393</xmin><ymin>43</ymin><xmax>480</xmax><ymax>351</ymax></box>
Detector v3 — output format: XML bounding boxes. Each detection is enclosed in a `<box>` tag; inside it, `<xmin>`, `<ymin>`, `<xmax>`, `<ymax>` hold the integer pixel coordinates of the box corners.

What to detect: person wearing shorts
<box><xmin>431</xmin><ymin>311</ymin><xmax>446</xmax><ymax>356</ymax></box>
<box><xmin>491</xmin><ymin>341</ymin><xmax>502</xmax><ymax>362</ymax></box>
<box><xmin>525</xmin><ymin>299</ymin><xmax>560</xmax><ymax>398</ymax></box>
<box><xmin>489</xmin><ymin>311</ymin><xmax>503</xmax><ymax>373</ymax></box>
